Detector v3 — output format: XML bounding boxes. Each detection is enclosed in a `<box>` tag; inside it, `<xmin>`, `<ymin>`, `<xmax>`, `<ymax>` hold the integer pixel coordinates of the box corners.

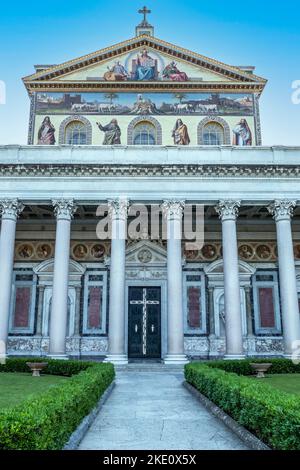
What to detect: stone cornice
<box><xmin>1</xmin><ymin>164</ymin><xmax>300</xmax><ymax>179</ymax></box>
<box><xmin>24</xmin><ymin>81</ymin><xmax>264</xmax><ymax>95</ymax></box>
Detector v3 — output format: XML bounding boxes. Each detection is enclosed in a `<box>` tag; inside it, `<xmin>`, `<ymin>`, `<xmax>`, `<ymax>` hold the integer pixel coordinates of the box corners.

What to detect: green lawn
<box><xmin>0</xmin><ymin>372</ymin><xmax>69</xmax><ymax>410</ymax></box>
<box><xmin>264</xmin><ymin>374</ymin><xmax>300</xmax><ymax>395</ymax></box>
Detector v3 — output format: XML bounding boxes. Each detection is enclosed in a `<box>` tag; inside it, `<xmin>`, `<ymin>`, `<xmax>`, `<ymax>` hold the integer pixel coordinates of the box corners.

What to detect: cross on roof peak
<box><xmin>138</xmin><ymin>6</ymin><xmax>151</xmax><ymax>24</ymax></box>
<box><xmin>136</xmin><ymin>6</ymin><xmax>154</xmax><ymax>36</ymax></box>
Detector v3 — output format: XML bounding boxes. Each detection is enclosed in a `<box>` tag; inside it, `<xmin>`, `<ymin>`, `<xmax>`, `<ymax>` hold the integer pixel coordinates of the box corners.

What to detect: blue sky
<box><xmin>0</xmin><ymin>0</ymin><xmax>299</xmax><ymax>145</ymax></box>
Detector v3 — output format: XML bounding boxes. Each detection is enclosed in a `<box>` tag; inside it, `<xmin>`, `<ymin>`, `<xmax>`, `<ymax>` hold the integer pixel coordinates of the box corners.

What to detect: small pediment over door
<box><xmin>126</xmin><ymin>240</ymin><xmax>167</xmax><ymax>267</ymax></box>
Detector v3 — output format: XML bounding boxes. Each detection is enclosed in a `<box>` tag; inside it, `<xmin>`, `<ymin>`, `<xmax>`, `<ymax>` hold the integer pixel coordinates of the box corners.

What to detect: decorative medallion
<box><xmin>91</xmin><ymin>244</ymin><xmax>106</xmax><ymax>259</ymax></box>
<box><xmin>36</xmin><ymin>243</ymin><xmax>52</xmax><ymax>259</ymax></box>
<box><xmin>201</xmin><ymin>244</ymin><xmax>217</xmax><ymax>260</ymax></box>
<box><xmin>72</xmin><ymin>244</ymin><xmax>88</xmax><ymax>259</ymax></box>
<box><xmin>138</xmin><ymin>249</ymin><xmax>152</xmax><ymax>263</ymax></box>
<box><xmin>184</xmin><ymin>249</ymin><xmax>199</xmax><ymax>261</ymax></box>
<box><xmin>256</xmin><ymin>244</ymin><xmax>272</xmax><ymax>260</ymax></box>
<box><xmin>294</xmin><ymin>245</ymin><xmax>300</xmax><ymax>260</ymax></box>
<box><xmin>17</xmin><ymin>244</ymin><xmax>34</xmax><ymax>259</ymax></box>
<box><xmin>238</xmin><ymin>244</ymin><xmax>254</xmax><ymax>260</ymax></box>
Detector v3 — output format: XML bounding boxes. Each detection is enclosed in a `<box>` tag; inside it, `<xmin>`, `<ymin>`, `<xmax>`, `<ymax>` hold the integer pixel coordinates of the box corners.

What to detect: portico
<box><xmin>0</xmin><ymin>146</ymin><xmax>300</xmax><ymax>364</ymax></box>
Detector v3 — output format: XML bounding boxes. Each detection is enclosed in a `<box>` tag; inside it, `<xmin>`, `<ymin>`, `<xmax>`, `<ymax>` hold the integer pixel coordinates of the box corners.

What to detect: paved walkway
<box><xmin>78</xmin><ymin>370</ymin><xmax>248</xmax><ymax>450</ymax></box>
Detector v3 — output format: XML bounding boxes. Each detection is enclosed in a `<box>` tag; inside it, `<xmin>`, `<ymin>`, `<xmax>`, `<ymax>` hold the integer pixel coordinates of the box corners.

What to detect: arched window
<box><xmin>133</xmin><ymin>121</ymin><xmax>156</xmax><ymax>145</ymax></box>
<box><xmin>202</xmin><ymin>122</ymin><xmax>225</xmax><ymax>146</ymax></box>
<box><xmin>64</xmin><ymin>121</ymin><xmax>88</xmax><ymax>145</ymax></box>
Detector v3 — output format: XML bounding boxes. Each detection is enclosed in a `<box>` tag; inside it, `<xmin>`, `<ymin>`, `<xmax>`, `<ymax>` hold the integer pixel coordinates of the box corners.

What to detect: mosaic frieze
<box><xmin>35</xmin><ymin>92</ymin><xmax>254</xmax><ymax>117</ymax></box>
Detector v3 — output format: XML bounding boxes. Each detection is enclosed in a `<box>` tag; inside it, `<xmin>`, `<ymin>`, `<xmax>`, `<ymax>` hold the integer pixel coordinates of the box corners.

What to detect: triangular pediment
<box><xmin>125</xmin><ymin>240</ymin><xmax>167</xmax><ymax>265</ymax></box>
<box><xmin>23</xmin><ymin>35</ymin><xmax>266</xmax><ymax>91</ymax></box>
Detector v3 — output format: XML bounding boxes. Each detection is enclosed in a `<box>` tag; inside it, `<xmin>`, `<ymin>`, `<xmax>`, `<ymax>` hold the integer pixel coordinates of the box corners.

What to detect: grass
<box><xmin>263</xmin><ymin>373</ymin><xmax>300</xmax><ymax>395</ymax></box>
<box><xmin>0</xmin><ymin>372</ymin><xmax>69</xmax><ymax>410</ymax></box>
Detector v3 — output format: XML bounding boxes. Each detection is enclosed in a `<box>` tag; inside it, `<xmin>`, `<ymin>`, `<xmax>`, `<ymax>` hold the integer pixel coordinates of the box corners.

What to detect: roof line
<box><xmin>23</xmin><ymin>35</ymin><xmax>266</xmax><ymax>84</ymax></box>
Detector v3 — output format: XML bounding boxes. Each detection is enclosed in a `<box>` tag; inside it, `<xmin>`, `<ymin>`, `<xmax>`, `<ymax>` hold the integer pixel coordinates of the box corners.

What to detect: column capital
<box><xmin>0</xmin><ymin>199</ymin><xmax>24</xmax><ymax>221</ymax></box>
<box><xmin>52</xmin><ymin>199</ymin><xmax>77</xmax><ymax>221</ymax></box>
<box><xmin>268</xmin><ymin>200</ymin><xmax>296</xmax><ymax>222</ymax></box>
<box><xmin>108</xmin><ymin>198</ymin><xmax>129</xmax><ymax>220</ymax></box>
<box><xmin>161</xmin><ymin>200</ymin><xmax>185</xmax><ymax>219</ymax></box>
<box><xmin>215</xmin><ymin>200</ymin><xmax>241</xmax><ymax>221</ymax></box>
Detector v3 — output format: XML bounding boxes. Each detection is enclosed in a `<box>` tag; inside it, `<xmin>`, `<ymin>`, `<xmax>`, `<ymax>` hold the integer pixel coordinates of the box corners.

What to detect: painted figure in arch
<box><xmin>37</xmin><ymin>116</ymin><xmax>56</xmax><ymax>145</ymax></box>
<box><xmin>97</xmin><ymin>119</ymin><xmax>121</xmax><ymax>145</ymax></box>
<box><xmin>104</xmin><ymin>61</ymin><xmax>129</xmax><ymax>81</ymax></box>
<box><xmin>172</xmin><ymin>119</ymin><xmax>190</xmax><ymax>145</ymax></box>
<box><xmin>134</xmin><ymin>49</ymin><xmax>156</xmax><ymax>80</ymax></box>
<box><xmin>163</xmin><ymin>61</ymin><xmax>188</xmax><ymax>82</ymax></box>
<box><xmin>232</xmin><ymin>119</ymin><xmax>252</xmax><ymax>146</ymax></box>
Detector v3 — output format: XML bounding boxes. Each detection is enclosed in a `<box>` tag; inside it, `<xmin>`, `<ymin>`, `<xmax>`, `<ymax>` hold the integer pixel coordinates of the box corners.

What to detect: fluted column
<box><xmin>215</xmin><ymin>201</ymin><xmax>244</xmax><ymax>359</ymax></box>
<box><xmin>48</xmin><ymin>200</ymin><xmax>77</xmax><ymax>359</ymax></box>
<box><xmin>105</xmin><ymin>199</ymin><xmax>129</xmax><ymax>365</ymax></box>
<box><xmin>0</xmin><ymin>200</ymin><xmax>24</xmax><ymax>359</ymax></box>
<box><xmin>268</xmin><ymin>200</ymin><xmax>300</xmax><ymax>357</ymax></box>
<box><xmin>162</xmin><ymin>200</ymin><xmax>188</xmax><ymax>364</ymax></box>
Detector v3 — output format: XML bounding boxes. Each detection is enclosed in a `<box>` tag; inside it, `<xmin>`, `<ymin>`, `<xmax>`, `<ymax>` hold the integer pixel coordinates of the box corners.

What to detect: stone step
<box><xmin>115</xmin><ymin>364</ymin><xmax>185</xmax><ymax>372</ymax></box>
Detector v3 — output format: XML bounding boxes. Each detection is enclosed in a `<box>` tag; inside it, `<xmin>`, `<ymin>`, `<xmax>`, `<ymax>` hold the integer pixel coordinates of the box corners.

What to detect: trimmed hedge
<box><xmin>0</xmin><ymin>357</ymin><xmax>94</xmax><ymax>376</ymax></box>
<box><xmin>185</xmin><ymin>362</ymin><xmax>300</xmax><ymax>450</ymax></box>
<box><xmin>0</xmin><ymin>358</ymin><xmax>115</xmax><ymax>450</ymax></box>
<box><xmin>203</xmin><ymin>358</ymin><xmax>300</xmax><ymax>376</ymax></box>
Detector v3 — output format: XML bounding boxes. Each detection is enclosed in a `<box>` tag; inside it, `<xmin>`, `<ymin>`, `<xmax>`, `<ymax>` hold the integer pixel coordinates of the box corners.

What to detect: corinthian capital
<box><xmin>268</xmin><ymin>200</ymin><xmax>296</xmax><ymax>222</ymax></box>
<box><xmin>52</xmin><ymin>199</ymin><xmax>77</xmax><ymax>220</ymax></box>
<box><xmin>108</xmin><ymin>198</ymin><xmax>129</xmax><ymax>220</ymax></box>
<box><xmin>215</xmin><ymin>200</ymin><xmax>241</xmax><ymax>221</ymax></box>
<box><xmin>161</xmin><ymin>200</ymin><xmax>185</xmax><ymax>219</ymax></box>
<box><xmin>0</xmin><ymin>199</ymin><xmax>24</xmax><ymax>220</ymax></box>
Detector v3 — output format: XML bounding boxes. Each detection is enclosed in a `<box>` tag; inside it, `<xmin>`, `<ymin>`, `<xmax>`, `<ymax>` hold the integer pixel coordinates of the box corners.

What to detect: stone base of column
<box><xmin>104</xmin><ymin>354</ymin><xmax>128</xmax><ymax>365</ymax></box>
<box><xmin>0</xmin><ymin>354</ymin><xmax>7</xmax><ymax>364</ymax></box>
<box><xmin>48</xmin><ymin>354</ymin><xmax>69</xmax><ymax>360</ymax></box>
<box><xmin>224</xmin><ymin>354</ymin><xmax>246</xmax><ymax>361</ymax></box>
<box><xmin>164</xmin><ymin>354</ymin><xmax>189</xmax><ymax>365</ymax></box>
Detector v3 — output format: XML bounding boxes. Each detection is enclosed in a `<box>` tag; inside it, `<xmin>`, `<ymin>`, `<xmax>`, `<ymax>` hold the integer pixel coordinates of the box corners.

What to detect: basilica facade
<box><xmin>0</xmin><ymin>12</ymin><xmax>300</xmax><ymax>364</ymax></box>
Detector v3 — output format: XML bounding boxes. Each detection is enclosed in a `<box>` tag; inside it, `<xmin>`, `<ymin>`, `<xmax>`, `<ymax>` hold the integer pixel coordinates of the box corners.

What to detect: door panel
<box><xmin>128</xmin><ymin>287</ymin><xmax>161</xmax><ymax>359</ymax></box>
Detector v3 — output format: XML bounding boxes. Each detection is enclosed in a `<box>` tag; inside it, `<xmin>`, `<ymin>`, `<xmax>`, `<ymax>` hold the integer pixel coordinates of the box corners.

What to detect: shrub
<box><xmin>0</xmin><ymin>357</ymin><xmax>94</xmax><ymax>376</ymax></box>
<box><xmin>202</xmin><ymin>358</ymin><xmax>300</xmax><ymax>376</ymax></box>
<box><xmin>185</xmin><ymin>362</ymin><xmax>300</xmax><ymax>450</ymax></box>
<box><xmin>0</xmin><ymin>360</ymin><xmax>115</xmax><ymax>450</ymax></box>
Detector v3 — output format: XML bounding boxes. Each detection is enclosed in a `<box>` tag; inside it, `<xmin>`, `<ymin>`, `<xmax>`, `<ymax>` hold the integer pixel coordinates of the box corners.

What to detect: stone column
<box><xmin>268</xmin><ymin>200</ymin><xmax>300</xmax><ymax>357</ymax></box>
<box><xmin>162</xmin><ymin>200</ymin><xmax>188</xmax><ymax>364</ymax></box>
<box><xmin>215</xmin><ymin>201</ymin><xmax>245</xmax><ymax>359</ymax></box>
<box><xmin>0</xmin><ymin>200</ymin><xmax>24</xmax><ymax>359</ymax></box>
<box><xmin>105</xmin><ymin>199</ymin><xmax>129</xmax><ymax>365</ymax></box>
<box><xmin>48</xmin><ymin>200</ymin><xmax>77</xmax><ymax>359</ymax></box>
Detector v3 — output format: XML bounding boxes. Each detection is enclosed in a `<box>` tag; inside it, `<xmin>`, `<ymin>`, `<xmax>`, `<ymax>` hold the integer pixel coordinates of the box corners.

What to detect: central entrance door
<box><xmin>128</xmin><ymin>286</ymin><xmax>161</xmax><ymax>359</ymax></box>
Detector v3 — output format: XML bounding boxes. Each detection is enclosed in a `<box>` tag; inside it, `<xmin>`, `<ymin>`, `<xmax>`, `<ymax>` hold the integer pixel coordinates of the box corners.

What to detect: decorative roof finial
<box><xmin>138</xmin><ymin>6</ymin><xmax>151</xmax><ymax>25</ymax></box>
<box><xmin>136</xmin><ymin>6</ymin><xmax>154</xmax><ymax>37</ymax></box>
